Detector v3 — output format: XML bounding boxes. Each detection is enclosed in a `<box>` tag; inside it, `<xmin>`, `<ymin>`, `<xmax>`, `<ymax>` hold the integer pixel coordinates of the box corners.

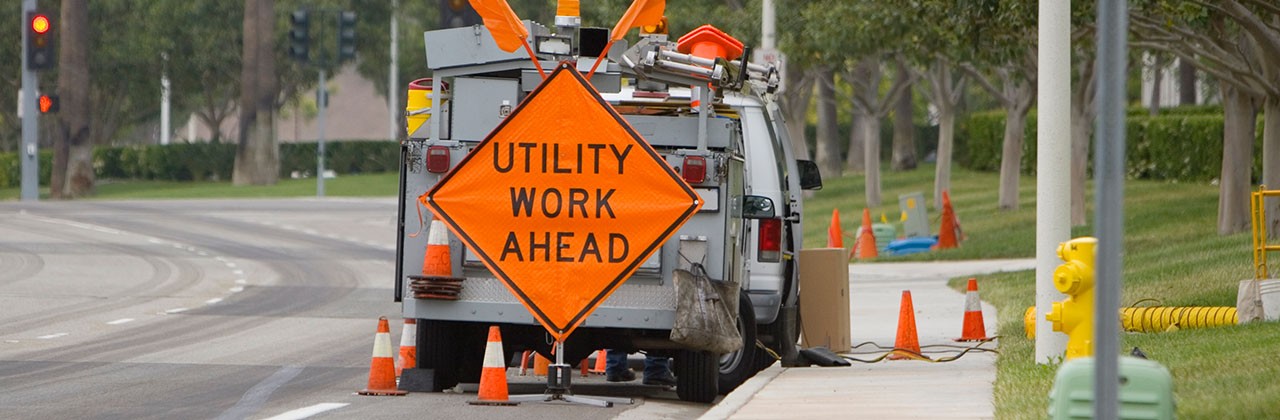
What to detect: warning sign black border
<box><xmin>425</xmin><ymin>62</ymin><xmax>700</xmax><ymax>339</ymax></box>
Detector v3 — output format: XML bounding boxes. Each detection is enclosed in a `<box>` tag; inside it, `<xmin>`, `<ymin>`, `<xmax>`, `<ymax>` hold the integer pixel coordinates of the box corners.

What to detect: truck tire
<box><xmin>717</xmin><ymin>292</ymin><xmax>758</xmax><ymax>394</ymax></box>
<box><xmin>418</xmin><ymin>319</ymin><xmax>460</xmax><ymax>392</ymax></box>
<box><xmin>675</xmin><ymin>350</ymin><xmax>719</xmax><ymax>403</ymax></box>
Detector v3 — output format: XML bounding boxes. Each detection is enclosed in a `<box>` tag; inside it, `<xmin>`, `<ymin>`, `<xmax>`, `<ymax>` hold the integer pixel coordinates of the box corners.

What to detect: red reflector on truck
<box><xmin>758</xmin><ymin>218</ymin><xmax>782</xmax><ymax>262</ymax></box>
<box><xmin>427</xmin><ymin>145</ymin><xmax>451</xmax><ymax>173</ymax></box>
<box><xmin>682</xmin><ymin>156</ymin><xmax>707</xmax><ymax>184</ymax></box>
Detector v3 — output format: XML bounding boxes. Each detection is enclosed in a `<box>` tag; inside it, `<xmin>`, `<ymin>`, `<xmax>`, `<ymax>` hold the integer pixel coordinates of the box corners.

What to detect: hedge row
<box><xmin>957</xmin><ymin>110</ymin><xmax>1263</xmax><ymax>182</ymax></box>
<box><xmin>0</xmin><ymin>140</ymin><xmax>399</xmax><ymax>188</ymax></box>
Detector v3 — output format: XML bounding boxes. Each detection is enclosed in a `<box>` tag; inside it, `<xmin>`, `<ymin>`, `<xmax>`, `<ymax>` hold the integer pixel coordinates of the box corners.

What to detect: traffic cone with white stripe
<box><xmin>957</xmin><ymin>278</ymin><xmax>991</xmax><ymax>341</ymax></box>
<box><xmin>468</xmin><ymin>325</ymin><xmax>517</xmax><ymax>406</ymax></box>
<box><xmin>358</xmin><ymin>316</ymin><xmax>408</xmax><ymax>395</ymax></box>
<box><xmin>423</xmin><ymin>220</ymin><xmax>451</xmax><ymax>276</ymax></box>
<box><xmin>396</xmin><ymin>318</ymin><xmax>417</xmax><ymax>376</ymax></box>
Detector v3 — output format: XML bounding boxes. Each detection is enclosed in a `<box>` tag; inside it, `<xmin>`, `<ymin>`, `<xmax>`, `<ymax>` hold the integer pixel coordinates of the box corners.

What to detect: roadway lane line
<box><xmin>106</xmin><ymin>318</ymin><xmax>135</xmax><ymax>325</ymax></box>
<box><xmin>261</xmin><ymin>403</ymin><xmax>349</xmax><ymax>420</ymax></box>
<box><xmin>164</xmin><ymin>308</ymin><xmax>188</xmax><ymax>314</ymax></box>
<box><xmin>37</xmin><ymin>333</ymin><xmax>68</xmax><ymax>339</ymax></box>
<box><xmin>205</xmin><ymin>298</ymin><xmax>223</xmax><ymax>305</ymax></box>
<box><xmin>214</xmin><ymin>366</ymin><xmax>306</xmax><ymax>420</ymax></box>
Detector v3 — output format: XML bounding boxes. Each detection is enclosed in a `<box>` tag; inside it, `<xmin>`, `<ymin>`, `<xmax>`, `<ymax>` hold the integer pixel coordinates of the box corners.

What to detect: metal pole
<box><xmin>20</xmin><ymin>0</ymin><xmax>39</xmax><ymax>201</ymax></box>
<box><xmin>389</xmin><ymin>0</ymin><xmax>399</xmax><ymax>140</ymax></box>
<box><xmin>161</xmin><ymin>75</ymin><xmax>171</xmax><ymax>145</ymax></box>
<box><xmin>317</xmin><ymin>68</ymin><xmax>327</xmax><ymax>198</ymax></box>
<box><xmin>1094</xmin><ymin>0</ymin><xmax>1127</xmax><ymax>418</ymax></box>
<box><xmin>761</xmin><ymin>0</ymin><xmax>775</xmax><ymax>50</ymax></box>
<box><xmin>1034</xmin><ymin>0</ymin><xmax>1070</xmax><ymax>364</ymax></box>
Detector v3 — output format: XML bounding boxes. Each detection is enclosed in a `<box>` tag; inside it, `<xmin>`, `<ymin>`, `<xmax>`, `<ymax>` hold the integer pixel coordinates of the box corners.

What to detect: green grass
<box><xmin>0</xmin><ymin>172</ymin><xmax>399</xmax><ymax>200</ymax></box>
<box><xmin>805</xmin><ymin>164</ymin><xmax>1278</xmax><ymax>419</ymax></box>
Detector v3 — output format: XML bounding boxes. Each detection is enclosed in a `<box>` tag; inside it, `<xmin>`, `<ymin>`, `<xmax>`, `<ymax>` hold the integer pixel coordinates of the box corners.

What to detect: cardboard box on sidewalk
<box><xmin>799</xmin><ymin>248</ymin><xmax>851</xmax><ymax>352</ymax></box>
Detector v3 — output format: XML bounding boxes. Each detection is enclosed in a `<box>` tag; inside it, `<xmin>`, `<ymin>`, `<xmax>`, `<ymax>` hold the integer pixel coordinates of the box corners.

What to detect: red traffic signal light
<box><xmin>31</xmin><ymin>14</ymin><xmax>51</xmax><ymax>34</ymax></box>
<box><xmin>26</xmin><ymin>11</ymin><xmax>55</xmax><ymax>71</ymax></box>
<box><xmin>38</xmin><ymin>94</ymin><xmax>59</xmax><ymax>113</ymax></box>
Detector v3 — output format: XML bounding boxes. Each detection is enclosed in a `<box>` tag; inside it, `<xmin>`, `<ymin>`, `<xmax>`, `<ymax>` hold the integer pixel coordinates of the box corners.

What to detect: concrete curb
<box><xmin>697</xmin><ymin>363</ymin><xmax>786</xmax><ymax>420</ymax></box>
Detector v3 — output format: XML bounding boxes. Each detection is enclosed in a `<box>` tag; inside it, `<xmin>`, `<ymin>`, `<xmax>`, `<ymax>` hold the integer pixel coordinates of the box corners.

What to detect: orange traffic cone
<box><xmin>396</xmin><ymin>318</ymin><xmax>417</xmax><ymax>376</ymax></box>
<box><xmin>853</xmin><ymin>208</ymin><xmax>878</xmax><ymax>259</ymax></box>
<box><xmin>827</xmin><ymin>209</ymin><xmax>844</xmax><ymax>249</ymax></box>
<box><xmin>590</xmin><ymin>349</ymin><xmax>607</xmax><ymax>374</ymax></box>
<box><xmin>423</xmin><ymin>220</ymin><xmax>452</xmax><ymax>276</ymax></box>
<box><xmin>935</xmin><ymin>191</ymin><xmax>962</xmax><ymax>249</ymax></box>
<box><xmin>888</xmin><ymin>291</ymin><xmax>924</xmax><ymax>360</ymax></box>
<box><xmin>533</xmin><ymin>353</ymin><xmax>550</xmax><ymax>376</ymax></box>
<box><xmin>358</xmin><ymin>317</ymin><xmax>408</xmax><ymax>395</ymax></box>
<box><xmin>957</xmin><ymin>278</ymin><xmax>991</xmax><ymax>341</ymax></box>
<box><xmin>469</xmin><ymin>325</ymin><xmax>518</xmax><ymax>406</ymax></box>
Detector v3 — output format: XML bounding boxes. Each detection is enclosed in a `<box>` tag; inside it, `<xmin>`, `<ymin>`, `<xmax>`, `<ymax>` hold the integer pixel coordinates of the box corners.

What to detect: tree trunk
<box><xmin>934</xmin><ymin>111</ymin><xmax>955</xmax><ymax>211</ymax></box>
<box><xmin>1218</xmin><ymin>83</ymin><xmax>1256</xmax><ymax>235</ymax></box>
<box><xmin>814</xmin><ymin>68</ymin><xmax>842</xmax><ymax>178</ymax></box>
<box><xmin>1263</xmin><ymin>97</ymin><xmax>1280</xmax><ymax>238</ymax></box>
<box><xmin>1070</xmin><ymin>55</ymin><xmax>1096</xmax><ymax>227</ymax></box>
<box><xmin>846</xmin><ymin>59</ymin><xmax>880</xmax><ymax>173</ymax></box>
<box><xmin>926</xmin><ymin>57</ymin><xmax>964</xmax><ymax>210</ymax></box>
<box><xmin>782</xmin><ymin>68</ymin><xmax>814</xmax><ymax>160</ymax></box>
<box><xmin>998</xmin><ymin>108</ymin><xmax>1027</xmax><ymax>210</ymax></box>
<box><xmin>1070</xmin><ymin>104</ymin><xmax>1093</xmax><ymax>226</ymax></box>
<box><xmin>234</xmin><ymin>0</ymin><xmax>279</xmax><ymax>186</ymax></box>
<box><xmin>863</xmin><ymin>113</ymin><xmax>882</xmax><ymax>207</ymax></box>
<box><xmin>1178</xmin><ymin>58</ymin><xmax>1196</xmax><ymax>105</ymax></box>
<box><xmin>891</xmin><ymin>60</ymin><xmax>916</xmax><ymax>171</ymax></box>
<box><xmin>55</xmin><ymin>0</ymin><xmax>93</xmax><ymax>198</ymax></box>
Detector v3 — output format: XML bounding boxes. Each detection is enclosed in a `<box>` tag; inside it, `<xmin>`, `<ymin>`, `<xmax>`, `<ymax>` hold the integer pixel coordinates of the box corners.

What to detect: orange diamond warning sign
<box><xmin>424</xmin><ymin>63</ymin><xmax>702</xmax><ymax>342</ymax></box>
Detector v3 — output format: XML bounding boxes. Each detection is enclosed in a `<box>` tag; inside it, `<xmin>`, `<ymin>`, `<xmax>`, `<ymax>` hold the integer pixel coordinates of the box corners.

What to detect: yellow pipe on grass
<box><xmin>1024</xmin><ymin>306</ymin><xmax>1238</xmax><ymax>338</ymax></box>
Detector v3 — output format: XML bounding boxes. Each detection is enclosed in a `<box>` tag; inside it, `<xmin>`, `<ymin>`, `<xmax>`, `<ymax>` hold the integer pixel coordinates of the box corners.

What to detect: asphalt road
<box><xmin>0</xmin><ymin>199</ymin><xmax>710</xmax><ymax>420</ymax></box>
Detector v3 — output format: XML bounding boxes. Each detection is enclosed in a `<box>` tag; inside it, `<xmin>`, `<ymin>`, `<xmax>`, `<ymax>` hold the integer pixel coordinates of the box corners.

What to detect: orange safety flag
<box><xmin>468</xmin><ymin>0</ymin><xmax>529</xmax><ymax>53</ymax></box>
<box><xmin>610</xmin><ymin>0</ymin><xmax>666</xmax><ymax>41</ymax></box>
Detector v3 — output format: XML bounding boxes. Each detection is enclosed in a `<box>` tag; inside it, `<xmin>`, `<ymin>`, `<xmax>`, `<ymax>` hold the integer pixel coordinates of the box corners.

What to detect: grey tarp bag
<box><xmin>670</xmin><ymin>263</ymin><xmax>742</xmax><ymax>354</ymax></box>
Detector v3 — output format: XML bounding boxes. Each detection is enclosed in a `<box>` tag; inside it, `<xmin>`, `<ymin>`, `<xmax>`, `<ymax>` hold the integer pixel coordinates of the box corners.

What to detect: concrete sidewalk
<box><xmin>702</xmin><ymin>259</ymin><xmax>1036</xmax><ymax>420</ymax></box>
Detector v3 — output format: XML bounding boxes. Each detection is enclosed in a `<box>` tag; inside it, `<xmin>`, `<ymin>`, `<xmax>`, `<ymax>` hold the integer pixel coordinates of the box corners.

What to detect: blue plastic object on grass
<box><xmin>885</xmin><ymin>237</ymin><xmax>937</xmax><ymax>256</ymax></box>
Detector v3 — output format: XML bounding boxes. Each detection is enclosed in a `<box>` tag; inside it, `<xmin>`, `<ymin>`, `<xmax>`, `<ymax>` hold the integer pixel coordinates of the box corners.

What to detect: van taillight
<box><xmin>758</xmin><ymin>218</ymin><xmax>782</xmax><ymax>262</ymax></box>
<box><xmin>682</xmin><ymin>156</ymin><xmax>707</xmax><ymax>184</ymax></box>
<box><xmin>427</xmin><ymin>146</ymin><xmax>450</xmax><ymax>173</ymax></box>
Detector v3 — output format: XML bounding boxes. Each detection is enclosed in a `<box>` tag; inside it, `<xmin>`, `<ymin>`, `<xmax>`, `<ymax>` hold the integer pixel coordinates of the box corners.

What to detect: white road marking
<box><xmin>261</xmin><ymin>403</ymin><xmax>349</xmax><ymax>420</ymax></box>
<box><xmin>235</xmin><ymin>279</ymin><xmax>247</xmax><ymax>285</ymax></box>
<box><xmin>205</xmin><ymin>298</ymin><xmax>223</xmax><ymax>305</ymax></box>
<box><xmin>37</xmin><ymin>333</ymin><xmax>68</xmax><ymax>339</ymax></box>
<box><xmin>197</xmin><ymin>251</ymin><xmax>209</xmax><ymax>256</ymax></box>
<box><xmin>230</xmin><ymin>286</ymin><xmax>245</xmax><ymax>293</ymax></box>
<box><xmin>303</xmin><ymin>229</ymin><xmax>319</xmax><ymax>235</ymax></box>
<box><xmin>225</xmin><ymin>262</ymin><xmax>237</xmax><ymax>268</ymax></box>
<box><xmin>232</xmin><ymin>269</ymin><xmax>244</xmax><ymax>275</ymax></box>
<box><xmin>148</xmin><ymin>238</ymin><xmax>165</xmax><ymax>244</ymax></box>
<box><xmin>106</xmin><ymin>318</ymin><xmax>135</xmax><ymax>325</ymax></box>
<box><xmin>165</xmin><ymin>308</ymin><xmax>189</xmax><ymax>314</ymax></box>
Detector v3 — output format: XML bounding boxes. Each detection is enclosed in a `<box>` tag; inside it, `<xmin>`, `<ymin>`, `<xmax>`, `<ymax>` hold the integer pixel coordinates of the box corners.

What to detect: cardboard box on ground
<box><xmin>799</xmin><ymin>248</ymin><xmax>851</xmax><ymax>352</ymax></box>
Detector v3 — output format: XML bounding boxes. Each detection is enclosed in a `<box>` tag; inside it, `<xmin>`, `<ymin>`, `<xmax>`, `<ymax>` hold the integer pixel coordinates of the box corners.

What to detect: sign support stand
<box><xmin>508</xmin><ymin>341</ymin><xmax>634</xmax><ymax>407</ymax></box>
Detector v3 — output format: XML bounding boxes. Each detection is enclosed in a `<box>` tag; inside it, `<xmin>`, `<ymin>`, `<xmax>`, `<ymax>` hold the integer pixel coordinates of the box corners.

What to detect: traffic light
<box><xmin>337</xmin><ymin>11</ymin><xmax>356</xmax><ymax>62</ymax></box>
<box><xmin>38</xmin><ymin>94</ymin><xmax>59</xmax><ymax>113</ymax></box>
<box><xmin>289</xmin><ymin>9</ymin><xmax>309</xmax><ymax>62</ymax></box>
<box><xmin>26</xmin><ymin>11</ymin><xmax>55</xmax><ymax>71</ymax></box>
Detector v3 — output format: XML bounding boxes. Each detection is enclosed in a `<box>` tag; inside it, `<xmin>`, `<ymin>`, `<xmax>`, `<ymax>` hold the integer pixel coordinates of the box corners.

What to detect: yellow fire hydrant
<box><xmin>1044</xmin><ymin>237</ymin><xmax>1096</xmax><ymax>360</ymax></box>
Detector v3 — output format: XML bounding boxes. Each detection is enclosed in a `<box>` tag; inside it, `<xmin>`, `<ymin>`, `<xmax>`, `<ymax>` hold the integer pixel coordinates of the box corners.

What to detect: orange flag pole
<box><xmin>521</xmin><ymin>38</ymin><xmax>547</xmax><ymax>79</ymax></box>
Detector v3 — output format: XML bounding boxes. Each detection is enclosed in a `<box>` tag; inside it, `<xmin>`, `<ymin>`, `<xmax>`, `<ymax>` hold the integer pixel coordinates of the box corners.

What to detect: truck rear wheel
<box><xmin>675</xmin><ymin>349</ymin><xmax>719</xmax><ymax>403</ymax></box>
<box><xmin>418</xmin><ymin>319</ymin><xmax>460</xmax><ymax>392</ymax></box>
<box><xmin>717</xmin><ymin>292</ymin><xmax>758</xmax><ymax>394</ymax></box>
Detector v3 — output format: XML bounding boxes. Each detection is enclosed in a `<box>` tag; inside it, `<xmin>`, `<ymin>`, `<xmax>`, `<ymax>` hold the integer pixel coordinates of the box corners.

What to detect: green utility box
<box><xmin>1048</xmin><ymin>356</ymin><xmax>1174</xmax><ymax>420</ymax></box>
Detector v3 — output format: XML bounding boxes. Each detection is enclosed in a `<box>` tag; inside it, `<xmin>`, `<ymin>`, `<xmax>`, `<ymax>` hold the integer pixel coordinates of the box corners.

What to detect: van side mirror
<box><xmin>742</xmin><ymin>195</ymin><xmax>776</xmax><ymax>219</ymax></box>
<box><xmin>797</xmin><ymin>160</ymin><xmax>823</xmax><ymax>190</ymax></box>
